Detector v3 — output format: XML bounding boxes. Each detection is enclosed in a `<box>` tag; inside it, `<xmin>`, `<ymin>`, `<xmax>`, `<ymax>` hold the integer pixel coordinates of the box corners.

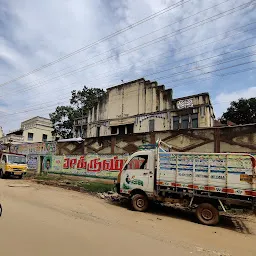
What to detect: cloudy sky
<box><xmin>0</xmin><ymin>0</ymin><xmax>256</xmax><ymax>133</ymax></box>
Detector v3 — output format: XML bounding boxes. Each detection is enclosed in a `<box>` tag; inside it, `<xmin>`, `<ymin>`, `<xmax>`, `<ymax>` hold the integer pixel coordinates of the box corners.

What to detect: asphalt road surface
<box><xmin>0</xmin><ymin>179</ymin><xmax>255</xmax><ymax>256</ymax></box>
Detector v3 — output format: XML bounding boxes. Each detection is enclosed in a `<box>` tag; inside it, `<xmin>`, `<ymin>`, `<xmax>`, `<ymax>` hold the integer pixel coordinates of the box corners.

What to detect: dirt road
<box><xmin>0</xmin><ymin>179</ymin><xmax>255</xmax><ymax>256</ymax></box>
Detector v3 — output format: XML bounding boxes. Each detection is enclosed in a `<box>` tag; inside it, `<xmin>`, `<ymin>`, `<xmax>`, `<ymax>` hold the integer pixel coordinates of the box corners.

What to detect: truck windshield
<box><xmin>7</xmin><ymin>155</ymin><xmax>27</xmax><ymax>164</ymax></box>
<box><xmin>127</xmin><ymin>155</ymin><xmax>148</xmax><ymax>169</ymax></box>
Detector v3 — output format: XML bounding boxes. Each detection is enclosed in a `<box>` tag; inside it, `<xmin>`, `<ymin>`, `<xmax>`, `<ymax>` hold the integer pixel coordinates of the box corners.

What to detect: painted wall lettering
<box><xmin>177</xmin><ymin>99</ymin><xmax>193</xmax><ymax>109</ymax></box>
<box><xmin>44</xmin><ymin>154</ymin><xmax>129</xmax><ymax>179</ymax></box>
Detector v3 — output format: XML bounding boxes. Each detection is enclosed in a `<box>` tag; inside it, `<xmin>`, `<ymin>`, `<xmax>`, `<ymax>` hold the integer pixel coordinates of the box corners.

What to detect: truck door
<box><xmin>121</xmin><ymin>153</ymin><xmax>154</xmax><ymax>193</ymax></box>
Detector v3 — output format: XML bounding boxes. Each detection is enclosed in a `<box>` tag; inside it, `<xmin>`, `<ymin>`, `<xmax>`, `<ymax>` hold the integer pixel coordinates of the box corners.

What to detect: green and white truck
<box><xmin>116</xmin><ymin>140</ymin><xmax>256</xmax><ymax>225</ymax></box>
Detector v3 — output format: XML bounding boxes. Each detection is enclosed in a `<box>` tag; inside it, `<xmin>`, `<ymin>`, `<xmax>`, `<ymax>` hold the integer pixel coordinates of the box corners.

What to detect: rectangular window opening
<box><xmin>28</xmin><ymin>132</ymin><xmax>34</xmax><ymax>141</ymax></box>
<box><xmin>181</xmin><ymin>115</ymin><xmax>189</xmax><ymax>129</ymax></box>
<box><xmin>96</xmin><ymin>127</ymin><xmax>100</xmax><ymax>137</ymax></box>
<box><xmin>173</xmin><ymin>116</ymin><xmax>179</xmax><ymax>130</ymax></box>
<box><xmin>119</xmin><ymin>125</ymin><xmax>126</xmax><ymax>135</ymax></box>
<box><xmin>127</xmin><ymin>124</ymin><xmax>134</xmax><ymax>134</ymax></box>
<box><xmin>149</xmin><ymin>120</ymin><xmax>155</xmax><ymax>132</ymax></box>
<box><xmin>191</xmin><ymin>113</ymin><xmax>198</xmax><ymax>128</ymax></box>
<box><xmin>42</xmin><ymin>134</ymin><xmax>48</xmax><ymax>141</ymax></box>
<box><xmin>111</xmin><ymin>126</ymin><xmax>118</xmax><ymax>135</ymax></box>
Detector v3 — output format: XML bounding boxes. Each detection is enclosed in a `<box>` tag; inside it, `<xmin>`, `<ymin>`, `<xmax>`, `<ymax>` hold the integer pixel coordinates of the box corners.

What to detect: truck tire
<box><xmin>131</xmin><ymin>194</ymin><xmax>149</xmax><ymax>212</ymax></box>
<box><xmin>18</xmin><ymin>174</ymin><xmax>23</xmax><ymax>179</ymax></box>
<box><xmin>196</xmin><ymin>203</ymin><xmax>219</xmax><ymax>226</ymax></box>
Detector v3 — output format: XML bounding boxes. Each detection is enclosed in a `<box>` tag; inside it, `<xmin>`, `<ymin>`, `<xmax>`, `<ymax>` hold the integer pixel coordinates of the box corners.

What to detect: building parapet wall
<box><xmin>84</xmin><ymin>124</ymin><xmax>256</xmax><ymax>154</ymax></box>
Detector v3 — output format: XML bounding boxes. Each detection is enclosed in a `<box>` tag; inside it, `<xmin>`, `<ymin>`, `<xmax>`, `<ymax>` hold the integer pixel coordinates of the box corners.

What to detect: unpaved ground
<box><xmin>0</xmin><ymin>179</ymin><xmax>255</xmax><ymax>256</ymax></box>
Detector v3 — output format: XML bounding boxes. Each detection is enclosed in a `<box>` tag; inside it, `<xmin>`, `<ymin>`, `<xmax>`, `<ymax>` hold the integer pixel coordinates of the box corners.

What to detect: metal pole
<box><xmin>81</xmin><ymin>107</ymin><xmax>83</xmax><ymax>138</ymax></box>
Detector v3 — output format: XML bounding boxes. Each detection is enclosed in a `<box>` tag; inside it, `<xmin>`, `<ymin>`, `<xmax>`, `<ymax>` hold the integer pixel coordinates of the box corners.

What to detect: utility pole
<box><xmin>81</xmin><ymin>107</ymin><xmax>83</xmax><ymax>138</ymax></box>
<box><xmin>7</xmin><ymin>138</ymin><xmax>13</xmax><ymax>152</ymax></box>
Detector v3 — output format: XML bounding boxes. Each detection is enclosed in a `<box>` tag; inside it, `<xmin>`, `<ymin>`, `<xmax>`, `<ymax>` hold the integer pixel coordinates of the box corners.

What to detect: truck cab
<box><xmin>0</xmin><ymin>152</ymin><xmax>27</xmax><ymax>179</ymax></box>
<box><xmin>117</xmin><ymin>149</ymin><xmax>155</xmax><ymax>196</ymax></box>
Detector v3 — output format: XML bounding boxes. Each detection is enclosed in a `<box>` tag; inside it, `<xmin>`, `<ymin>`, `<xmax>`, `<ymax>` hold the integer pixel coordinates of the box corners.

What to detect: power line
<box><xmin>165</xmin><ymin>65</ymin><xmax>256</xmax><ymax>89</ymax></box>
<box><xmin>1</xmin><ymin>59</ymin><xmax>255</xmax><ymax>120</ymax></box>
<box><xmin>0</xmin><ymin>0</ymin><xmax>190</xmax><ymax>87</ymax></box>
<box><xmin>1</xmin><ymin>1</ymin><xmax>255</xmax><ymax>125</ymax></box>
<box><xmin>2</xmin><ymin>0</ymin><xmax>253</xmax><ymax>95</ymax></box>
<box><xmin>13</xmin><ymin>22</ymin><xmax>255</xmax><ymax>97</ymax></box>
<box><xmin>169</xmin><ymin>60</ymin><xmax>256</xmax><ymax>85</ymax></box>
<box><xmin>142</xmin><ymin>44</ymin><xmax>256</xmax><ymax>79</ymax></box>
<box><xmin>19</xmin><ymin>0</ymin><xmax>232</xmax><ymax>89</ymax></box>
<box><xmin>2</xmin><ymin>38</ymin><xmax>256</xmax><ymax>114</ymax></box>
<box><xmin>153</xmin><ymin>51</ymin><xmax>256</xmax><ymax>81</ymax></box>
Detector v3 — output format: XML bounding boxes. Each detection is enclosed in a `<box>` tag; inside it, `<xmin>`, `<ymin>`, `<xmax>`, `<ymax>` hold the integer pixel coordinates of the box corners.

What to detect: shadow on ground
<box><xmin>110</xmin><ymin>199</ymin><xmax>254</xmax><ymax>235</ymax></box>
<box><xmin>12</xmin><ymin>175</ymin><xmax>254</xmax><ymax>235</ymax></box>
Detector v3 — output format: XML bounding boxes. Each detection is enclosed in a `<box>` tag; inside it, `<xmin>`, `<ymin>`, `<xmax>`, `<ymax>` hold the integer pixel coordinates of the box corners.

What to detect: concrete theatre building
<box><xmin>84</xmin><ymin>78</ymin><xmax>215</xmax><ymax>138</ymax></box>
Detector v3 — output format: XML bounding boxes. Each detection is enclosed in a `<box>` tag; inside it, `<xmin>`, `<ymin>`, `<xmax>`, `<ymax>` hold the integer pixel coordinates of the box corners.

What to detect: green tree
<box><xmin>221</xmin><ymin>98</ymin><xmax>256</xmax><ymax>125</ymax></box>
<box><xmin>50</xmin><ymin>86</ymin><xmax>105</xmax><ymax>139</ymax></box>
<box><xmin>50</xmin><ymin>106</ymin><xmax>78</xmax><ymax>139</ymax></box>
<box><xmin>70</xmin><ymin>87</ymin><xmax>105</xmax><ymax>112</ymax></box>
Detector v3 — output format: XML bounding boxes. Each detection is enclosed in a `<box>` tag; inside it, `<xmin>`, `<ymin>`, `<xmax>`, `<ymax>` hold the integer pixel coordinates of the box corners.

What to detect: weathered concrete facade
<box><xmin>21</xmin><ymin>116</ymin><xmax>54</xmax><ymax>142</ymax></box>
<box><xmin>83</xmin><ymin>124</ymin><xmax>256</xmax><ymax>154</ymax></box>
<box><xmin>0</xmin><ymin>117</ymin><xmax>54</xmax><ymax>145</ymax></box>
<box><xmin>56</xmin><ymin>141</ymin><xmax>84</xmax><ymax>155</ymax></box>
<box><xmin>73</xmin><ymin>117</ymin><xmax>87</xmax><ymax>138</ymax></box>
<box><xmin>86</xmin><ymin>78</ymin><xmax>214</xmax><ymax>138</ymax></box>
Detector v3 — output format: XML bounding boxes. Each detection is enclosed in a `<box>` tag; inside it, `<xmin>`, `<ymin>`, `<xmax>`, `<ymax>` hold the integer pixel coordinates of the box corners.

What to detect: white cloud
<box><xmin>0</xmin><ymin>0</ymin><xmax>255</xmax><ymax>132</ymax></box>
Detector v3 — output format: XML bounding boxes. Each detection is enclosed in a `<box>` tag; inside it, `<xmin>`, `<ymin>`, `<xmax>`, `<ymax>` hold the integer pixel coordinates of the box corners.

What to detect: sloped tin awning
<box><xmin>58</xmin><ymin>137</ymin><xmax>84</xmax><ymax>143</ymax></box>
<box><xmin>109</xmin><ymin>117</ymin><xmax>135</xmax><ymax>126</ymax></box>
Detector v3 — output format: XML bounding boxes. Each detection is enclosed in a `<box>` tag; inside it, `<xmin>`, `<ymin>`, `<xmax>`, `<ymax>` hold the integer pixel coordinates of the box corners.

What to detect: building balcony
<box><xmin>0</xmin><ymin>134</ymin><xmax>24</xmax><ymax>144</ymax></box>
<box><xmin>74</xmin><ymin>118</ymin><xmax>88</xmax><ymax>126</ymax></box>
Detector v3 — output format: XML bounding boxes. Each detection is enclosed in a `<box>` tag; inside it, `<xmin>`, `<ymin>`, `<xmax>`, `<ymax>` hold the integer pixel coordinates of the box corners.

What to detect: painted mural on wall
<box><xmin>27</xmin><ymin>155</ymin><xmax>38</xmax><ymax>170</ymax></box>
<box><xmin>0</xmin><ymin>144</ymin><xmax>8</xmax><ymax>151</ymax></box>
<box><xmin>42</xmin><ymin>155</ymin><xmax>53</xmax><ymax>172</ymax></box>
<box><xmin>11</xmin><ymin>142</ymin><xmax>56</xmax><ymax>155</ymax></box>
<box><xmin>44</xmin><ymin>154</ymin><xmax>129</xmax><ymax>179</ymax></box>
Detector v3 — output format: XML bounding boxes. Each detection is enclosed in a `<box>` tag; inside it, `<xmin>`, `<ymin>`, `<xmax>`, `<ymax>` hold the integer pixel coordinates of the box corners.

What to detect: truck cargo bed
<box><xmin>157</xmin><ymin>152</ymin><xmax>256</xmax><ymax>201</ymax></box>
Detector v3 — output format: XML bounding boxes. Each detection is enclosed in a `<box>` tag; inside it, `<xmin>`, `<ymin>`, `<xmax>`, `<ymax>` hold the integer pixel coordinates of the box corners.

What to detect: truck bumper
<box><xmin>5</xmin><ymin>171</ymin><xmax>26</xmax><ymax>176</ymax></box>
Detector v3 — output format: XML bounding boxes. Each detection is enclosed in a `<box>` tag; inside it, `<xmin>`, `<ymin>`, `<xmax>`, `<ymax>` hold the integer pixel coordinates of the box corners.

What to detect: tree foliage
<box><xmin>70</xmin><ymin>87</ymin><xmax>105</xmax><ymax>112</ymax></box>
<box><xmin>221</xmin><ymin>98</ymin><xmax>256</xmax><ymax>125</ymax></box>
<box><xmin>50</xmin><ymin>86</ymin><xmax>105</xmax><ymax>139</ymax></box>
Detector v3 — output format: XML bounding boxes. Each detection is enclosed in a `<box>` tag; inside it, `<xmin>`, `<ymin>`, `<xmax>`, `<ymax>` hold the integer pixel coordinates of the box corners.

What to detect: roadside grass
<box><xmin>35</xmin><ymin>174</ymin><xmax>63</xmax><ymax>181</ymax></box>
<box><xmin>33</xmin><ymin>174</ymin><xmax>114</xmax><ymax>193</ymax></box>
<box><xmin>78</xmin><ymin>182</ymin><xmax>114</xmax><ymax>193</ymax></box>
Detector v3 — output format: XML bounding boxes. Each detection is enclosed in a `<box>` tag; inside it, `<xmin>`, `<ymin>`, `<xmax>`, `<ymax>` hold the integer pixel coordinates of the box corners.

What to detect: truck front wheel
<box><xmin>131</xmin><ymin>194</ymin><xmax>149</xmax><ymax>212</ymax></box>
<box><xmin>196</xmin><ymin>203</ymin><xmax>219</xmax><ymax>226</ymax></box>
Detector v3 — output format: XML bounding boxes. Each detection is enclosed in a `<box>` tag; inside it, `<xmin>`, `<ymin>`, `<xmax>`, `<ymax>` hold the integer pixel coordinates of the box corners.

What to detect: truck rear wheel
<box><xmin>196</xmin><ymin>203</ymin><xmax>219</xmax><ymax>226</ymax></box>
<box><xmin>131</xmin><ymin>194</ymin><xmax>149</xmax><ymax>212</ymax></box>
